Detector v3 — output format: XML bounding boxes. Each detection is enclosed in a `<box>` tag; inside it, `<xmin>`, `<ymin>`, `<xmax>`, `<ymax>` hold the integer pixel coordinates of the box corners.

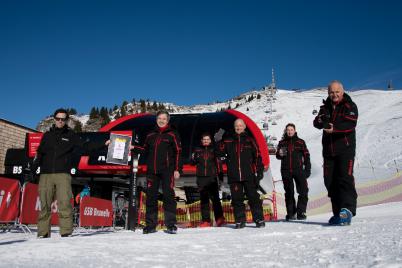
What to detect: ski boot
<box><xmin>339</xmin><ymin>208</ymin><xmax>353</xmax><ymax>226</ymax></box>
<box><xmin>255</xmin><ymin>219</ymin><xmax>266</xmax><ymax>228</ymax></box>
<box><xmin>165</xmin><ymin>225</ymin><xmax>178</xmax><ymax>234</ymax></box>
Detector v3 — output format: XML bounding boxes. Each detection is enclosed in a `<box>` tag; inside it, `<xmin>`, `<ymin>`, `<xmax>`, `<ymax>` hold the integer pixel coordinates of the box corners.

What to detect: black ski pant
<box><xmin>281</xmin><ymin>171</ymin><xmax>309</xmax><ymax>216</ymax></box>
<box><xmin>197</xmin><ymin>176</ymin><xmax>224</xmax><ymax>222</ymax></box>
<box><xmin>146</xmin><ymin>170</ymin><xmax>177</xmax><ymax>228</ymax></box>
<box><xmin>323</xmin><ymin>153</ymin><xmax>358</xmax><ymax>216</ymax></box>
<box><xmin>229</xmin><ymin>179</ymin><xmax>263</xmax><ymax>223</ymax></box>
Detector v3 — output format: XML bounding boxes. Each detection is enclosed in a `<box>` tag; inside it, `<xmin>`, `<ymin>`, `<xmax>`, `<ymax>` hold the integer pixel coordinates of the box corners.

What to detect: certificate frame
<box><xmin>106</xmin><ymin>133</ymin><xmax>132</xmax><ymax>165</ymax></box>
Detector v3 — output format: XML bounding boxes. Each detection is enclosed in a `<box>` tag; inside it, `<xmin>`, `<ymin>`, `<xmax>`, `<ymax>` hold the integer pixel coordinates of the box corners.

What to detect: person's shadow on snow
<box><xmin>275</xmin><ymin>219</ymin><xmax>330</xmax><ymax>227</ymax></box>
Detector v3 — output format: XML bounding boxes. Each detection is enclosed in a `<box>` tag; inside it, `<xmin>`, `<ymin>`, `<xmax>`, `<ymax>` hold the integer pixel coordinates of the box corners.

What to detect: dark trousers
<box><xmin>229</xmin><ymin>179</ymin><xmax>263</xmax><ymax>223</ymax></box>
<box><xmin>324</xmin><ymin>153</ymin><xmax>358</xmax><ymax>216</ymax></box>
<box><xmin>197</xmin><ymin>176</ymin><xmax>224</xmax><ymax>222</ymax></box>
<box><xmin>146</xmin><ymin>170</ymin><xmax>177</xmax><ymax>227</ymax></box>
<box><xmin>282</xmin><ymin>172</ymin><xmax>309</xmax><ymax>216</ymax></box>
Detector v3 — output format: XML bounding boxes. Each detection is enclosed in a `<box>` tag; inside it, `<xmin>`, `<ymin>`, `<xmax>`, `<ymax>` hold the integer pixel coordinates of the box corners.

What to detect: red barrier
<box><xmin>19</xmin><ymin>183</ymin><xmax>68</xmax><ymax>225</ymax></box>
<box><xmin>79</xmin><ymin>196</ymin><xmax>113</xmax><ymax>227</ymax></box>
<box><xmin>0</xmin><ymin>177</ymin><xmax>21</xmax><ymax>222</ymax></box>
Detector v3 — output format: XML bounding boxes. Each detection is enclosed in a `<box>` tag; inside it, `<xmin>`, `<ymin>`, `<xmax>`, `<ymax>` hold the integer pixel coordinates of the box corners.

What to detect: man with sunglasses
<box><xmin>33</xmin><ymin>108</ymin><xmax>105</xmax><ymax>238</ymax></box>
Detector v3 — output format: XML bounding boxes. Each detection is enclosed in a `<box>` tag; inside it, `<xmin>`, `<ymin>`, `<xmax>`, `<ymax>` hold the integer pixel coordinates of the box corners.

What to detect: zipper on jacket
<box><xmin>238</xmin><ymin>135</ymin><xmax>242</xmax><ymax>180</ymax></box>
<box><xmin>289</xmin><ymin>140</ymin><xmax>293</xmax><ymax>174</ymax></box>
<box><xmin>204</xmin><ymin>147</ymin><xmax>208</xmax><ymax>176</ymax></box>
<box><xmin>154</xmin><ymin>135</ymin><xmax>161</xmax><ymax>174</ymax></box>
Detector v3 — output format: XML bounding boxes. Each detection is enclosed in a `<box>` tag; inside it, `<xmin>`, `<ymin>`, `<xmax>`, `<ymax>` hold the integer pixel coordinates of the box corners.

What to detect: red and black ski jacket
<box><xmin>276</xmin><ymin>134</ymin><xmax>311</xmax><ymax>176</ymax></box>
<box><xmin>134</xmin><ymin>125</ymin><xmax>182</xmax><ymax>175</ymax></box>
<box><xmin>313</xmin><ymin>93</ymin><xmax>358</xmax><ymax>157</ymax></box>
<box><xmin>218</xmin><ymin>132</ymin><xmax>263</xmax><ymax>183</ymax></box>
<box><xmin>191</xmin><ymin>145</ymin><xmax>222</xmax><ymax>177</ymax></box>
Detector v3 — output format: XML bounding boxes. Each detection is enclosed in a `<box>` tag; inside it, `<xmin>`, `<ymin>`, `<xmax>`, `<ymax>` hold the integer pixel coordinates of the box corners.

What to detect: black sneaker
<box><xmin>164</xmin><ymin>225</ymin><xmax>178</xmax><ymax>234</ymax></box>
<box><xmin>255</xmin><ymin>220</ymin><xmax>266</xmax><ymax>228</ymax></box>
<box><xmin>143</xmin><ymin>226</ymin><xmax>157</xmax><ymax>234</ymax></box>
<box><xmin>234</xmin><ymin>222</ymin><xmax>246</xmax><ymax>229</ymax></box>
<box><xmin>297</xmin><ymin>213</ymin><xmax>307</xmax><ymax>220</ymax></box>
<box><xmin>285</xmin><ymin>214</ymin><xmax>296</xmax><ymax>221</ymax></box>
<box><xmin>61</xmin><ymin>233</ymin><xmax>72</xmax><ymax>238</ymax></box>
<box><xmin>37</xmin><ymin>234</ymin><xmax>50</xmax><ymax>239</ymax></box>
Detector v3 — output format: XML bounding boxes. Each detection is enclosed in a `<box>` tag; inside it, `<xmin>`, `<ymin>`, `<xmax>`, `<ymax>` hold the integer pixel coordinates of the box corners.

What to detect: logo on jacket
<box><xmin>62</xmin><ymin>138</ymin><xmax>70</xmax><ymax>142</ymax></box>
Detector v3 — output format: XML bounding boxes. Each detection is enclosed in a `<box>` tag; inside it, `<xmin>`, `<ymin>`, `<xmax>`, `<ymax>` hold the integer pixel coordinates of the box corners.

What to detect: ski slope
<box><xmin>1</xmin><ymin>201</ymin><xmax>402</xmax><ymax>267</ymax></box>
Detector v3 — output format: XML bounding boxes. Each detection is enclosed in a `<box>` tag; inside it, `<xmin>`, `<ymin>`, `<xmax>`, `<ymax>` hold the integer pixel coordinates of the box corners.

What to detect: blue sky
<box><xmin>1</xmin><ymin>0</ymin><xmax>401</xmax><ymax>128</ymax></box>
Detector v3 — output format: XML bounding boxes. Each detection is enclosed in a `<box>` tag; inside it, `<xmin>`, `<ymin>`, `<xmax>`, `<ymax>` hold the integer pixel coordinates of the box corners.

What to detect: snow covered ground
<box><xmin>1</xmin><ymin>201</ymin><xmax>402</xmax><ymax>267</ymax></box>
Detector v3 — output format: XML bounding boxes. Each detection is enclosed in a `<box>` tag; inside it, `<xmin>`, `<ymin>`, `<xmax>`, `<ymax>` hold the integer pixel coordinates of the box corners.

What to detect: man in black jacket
<box><xmin>34</xmin><ymin>108</ymin><xmax>105</xmax><ymax>238</ymax></box>
<box><xmin>218</xmin><ymin>119</ymin><xmax>265</xmax><ymax>228</ymax></box>
<box><xmin>314</xmin><ymin>80</ymin><xmax>358</xmax><ymax>225</ymax></box>
<box><xmin>134</xmin><ymin>110</ymin><xmax>182</xmax><ymax>234</ymax></box>
<box><xmin>191</xmin><ymin>133</ymin><xmax>225</xmax><ymax>227</ymax></box>
<box><xmin>276</xmin><ymin>123</ymin><xmax>311</xmax><ymax>221</ymax></box>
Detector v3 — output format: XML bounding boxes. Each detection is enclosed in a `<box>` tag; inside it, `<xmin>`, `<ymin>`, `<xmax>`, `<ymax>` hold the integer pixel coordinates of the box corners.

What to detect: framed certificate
<box><xmin>106</xmin><ymin>133</ymin><xmax>132</xmax><ymax>165</ymax></box>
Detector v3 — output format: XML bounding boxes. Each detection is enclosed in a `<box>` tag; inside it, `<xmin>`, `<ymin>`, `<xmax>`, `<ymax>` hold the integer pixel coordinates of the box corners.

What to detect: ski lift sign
<box><xmin>106</xmin><ymin>133</ymin><xmax>132</xmax><ymax>165</ymax></box>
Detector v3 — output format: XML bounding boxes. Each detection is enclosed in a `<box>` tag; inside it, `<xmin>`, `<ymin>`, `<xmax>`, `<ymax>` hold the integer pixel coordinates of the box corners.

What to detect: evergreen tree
<box><xmin>67</xmin><ymin>108</ymin><xmax>77</xmax><ymax>115</ymax></box>
<box><xmin>89</xmin><ymin>107</ymin><xmax>98</xmax><ymax>119</ymax></box>
<box><xmin>121</xmin><ymin>105</ymin><xmax>127</xmax><ymax>117</ymax></box>
<box><xmin>140</xmin><ymin>99</ymin><xmax>146</xmax><ymax>113</ymax></box>
<box><xmin>152</xmin><ymin>101</ymin><xmax>158</xmax><ymax>111</ymax></box>
<box><xmin>114</xmin><ymin>111</ymin><xmax>121</xmax><ymax>120</ymax></box>
<box><xmin>257</xmin><ymin>94</ymin><xmax>261</xmax><ymax>99</ymax></box>
<box><xmin>73</xmin><ymin>120</ymin><xmax>83</xmax><ymax>132</ymax></box>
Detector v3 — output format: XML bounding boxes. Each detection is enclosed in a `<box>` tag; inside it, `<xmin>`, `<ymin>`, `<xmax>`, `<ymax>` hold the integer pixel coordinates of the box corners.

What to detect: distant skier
<box><xmin>218</xmin><ymin>119</ymin><xmax>265</xmax><ymax>229</ymax></box>
<box><xmin>313</xmin><ymin>80</ymin><xmax>358</xmax><ymax>225</ymax></box>
<box><xmin>75</xmin><ymin>184</ymin><xmax>90</xmax><ymax>204</ymax></box>
<box><xmin>191</xmin><ymin>133</ymin><xmax>225</xmax><ymax>227</ymax></box>
<box><xmin>276</xmin><ymin>123</ymin><xmax>311</xmax><ymax>221</ymax></box>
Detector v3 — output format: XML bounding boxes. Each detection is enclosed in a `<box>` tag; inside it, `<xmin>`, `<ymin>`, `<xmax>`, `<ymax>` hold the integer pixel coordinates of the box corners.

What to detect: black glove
<box><xmin>304</xmin><ymin>170</ymin><xmax>311</xmax><ymax>179</ymax></box>
<box><xmin>256</xmin><ymin>170</ymin><xmax>264</xmax><ymax>181</ymax></box>
<box><xmin>218</xmin><ymin>172</ymin><xmax>224</xmax><ymax>183</ymax></box>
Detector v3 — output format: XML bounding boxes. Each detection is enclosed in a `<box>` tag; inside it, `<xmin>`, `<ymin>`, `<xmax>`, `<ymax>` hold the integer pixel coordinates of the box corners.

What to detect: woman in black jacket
<box><xmin>191</xmin><ymin>133</ymin><xmax>225</xmax><ymax>227</ymax></box>
<box><xmin>276</xmin><ymin>123</ymin><xmax>311</xmax><ymax>221</ymax></box>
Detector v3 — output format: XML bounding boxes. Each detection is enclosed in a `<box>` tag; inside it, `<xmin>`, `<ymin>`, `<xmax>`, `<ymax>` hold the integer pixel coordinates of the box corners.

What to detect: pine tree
<box><xmin>235</xmin><ymin>103</ymin><xmax>240</xmax><ymax>108</ymax></box>
<box><xmin>73</xmin><ymin>120</ymin><xmax>83</xmax><ymax>132</ymax></box>
<box><xmin>257</xmin><ymin>94</ymin><xmax>261</xmax><ymax>99</ymax></box>
<box><xmin>140</xmin><ymin>99</ymin><xmax>146</xmax><ymax>113</ymax></box>
<box><xmin>152</xmin><ymin>101</ymin><xmax>158</xmax><ymax>111</ymax></box>
<box><xmin>121</xmin><ymin>105</ymin><xmax>127</xmax><ymax>117</ymax></box>
<box><xmin>89</xmin><ymin>107</ymin><xmax>98</xmax><ymax>119</ymax></box>
<box><xmin>114</xmin><ymin>111</ymin><xmax>121</xmax><ymax>120</ymax></box>
<box><xmin>113</xmin><ymin>105</ymin><xmax>118</xmax><ymax>111</ymax></box>
<box><xmin>67</xmin><ymin>108</ymin><xmax>77</xmax><ymax>115</ymax></box>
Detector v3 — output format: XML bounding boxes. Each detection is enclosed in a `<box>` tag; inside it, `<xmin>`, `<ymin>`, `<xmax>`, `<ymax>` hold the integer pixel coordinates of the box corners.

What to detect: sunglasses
<box><xmin>54</xmin><ymin>117</ymin><xmax>67</xmax><ymax>122</ymax></box>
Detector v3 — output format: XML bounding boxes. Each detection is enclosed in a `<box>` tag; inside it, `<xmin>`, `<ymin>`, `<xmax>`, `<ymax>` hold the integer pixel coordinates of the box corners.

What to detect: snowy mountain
<box><xmin>1</xmin><ymin>201</ymin><xmax>402</xmax><ymax>267</ymax></box>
